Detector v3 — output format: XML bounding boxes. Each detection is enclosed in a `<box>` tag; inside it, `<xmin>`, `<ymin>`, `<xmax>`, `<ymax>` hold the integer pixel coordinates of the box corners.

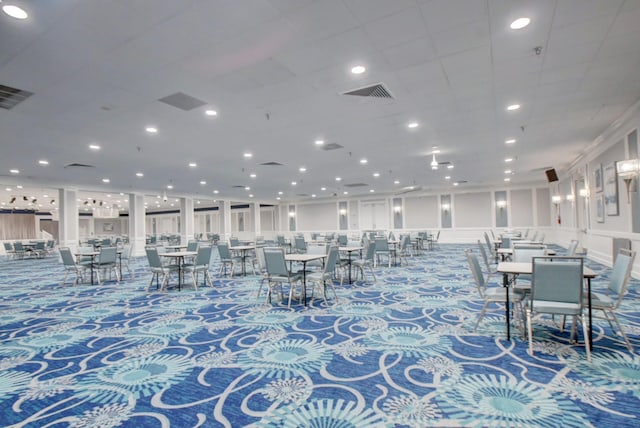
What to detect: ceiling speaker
<box><xmin>545</xmin><ymin>168</ymin><xmax>559</xmax><ymax>183</ymax></box>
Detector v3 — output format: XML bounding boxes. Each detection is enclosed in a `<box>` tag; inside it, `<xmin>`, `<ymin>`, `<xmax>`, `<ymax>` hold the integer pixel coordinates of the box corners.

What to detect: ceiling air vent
<box><xmin>158</xmin><ymin>92</ymin><xmax>207</xmax><ymax>111</ymax></box>
<box><xmin>0</xmin><ymin>84</ymin><xmax>33</xmax><ymax>110</ymax></box>
<box><xmin>342</xmin><ymin>83</ymin><xmax>394</xmax><ymax>99</ymax></box>
<box><xmin>64</xmin><ymin>163</ymin><xmax>95</xmax><ymax>169</ymax></box>
<box><xmin>260</xmin><ymin>162</ymin><xmax>284</xmax><ymax>166</ymax></box>
<box><xmin>320</xmin><ymin>143</ymin><xmax>343</xmax><ymax>151</ymax></box>
<box><xmin>344</xmin><ymin>183</ymin><xmax>368</xmax><ymax>188</ymax></box>
<box><xmin>231</xmin><ymin>185</ymin><xmax>247</xmax><ymax>189</ymax></box>
<box><xmin>296</xmin><ymin>193</ymin><xmax>309</xmax><ymax>197</ymax></box>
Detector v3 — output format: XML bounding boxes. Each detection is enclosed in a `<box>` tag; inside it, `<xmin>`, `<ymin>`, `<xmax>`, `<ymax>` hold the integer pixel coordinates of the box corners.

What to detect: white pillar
<box><xmin>129</xmin><ymin>193</ymin><xmax>146</xmax><ymax>256</ymax></box>
<box><xmin>58</xmin><ymin>188</ymin><xmax>79</xmax><ymax>251</ymax></box>
<box><xmin>219</xmin><ymin>200</ymin><xmax>232</xmax><ymax>241</ymax></box>
<box><xmin>180</xmin><ymin>197</ymin><xmax>194</xmax><ymax>244</ymax></box>
<box><xmin>250</xmin><ymin>202</ymin><xmax>261</xmax><ymax>238</ymax></box>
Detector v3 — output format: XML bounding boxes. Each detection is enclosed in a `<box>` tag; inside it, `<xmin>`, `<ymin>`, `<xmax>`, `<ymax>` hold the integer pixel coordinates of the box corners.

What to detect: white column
<box><xmin>129</xmin><ymin>193</ymin><xmax>146</xmax><ymax>257</ymax></box>
<box><xmin>219</xmin><ymin>200</ymin><xmax>232</xmax><ymax>241</ymax></box>
<box><xmin>250</xmin><ymin>202</ymin><xmax>261</xmax><ymax>239</ymax></box>
<box><xmin>180</xmin><ymin>197</ymin><xmax>194</xmax><ymax>244</ymax></box>
<box><xmin>58</xmin><ymin>188</ymin><xmax>79</xmax><ymax>251</ymax></box>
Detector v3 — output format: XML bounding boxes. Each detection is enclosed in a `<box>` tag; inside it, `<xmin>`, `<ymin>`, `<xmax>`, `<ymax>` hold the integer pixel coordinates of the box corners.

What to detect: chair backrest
<box><xmin>145</xmin><ymin>246</ymin><xmax>163</xmax><ymax>269</ymax></box>
<box><xmin>530</xmin><ymin>231</ymin><xmax>538</xmax><ymax>241</ymax></box>
<box><xmin>513</xmin><ymin>247</ymin><xmax>546</xmax><ymax>263</ymax></box>
<box><xmin>483</xmin><ymin>232</ymin><xmax>494</xmax><ymax>256</ymax></box>
<box><xmin>375</xmin><ymin>237</ymin><xmax>389</xmax><ymax>252</ymax></box>
<box><xmin>187</xmin><ymin>240</ymin><xmax>199</xmax><ymax>252</ymax></box>
<box><xmin>217</xmin><ymin>243</ymin><xmax>232</xmax><ymax>259</ymax></box>
<box><xmin>337</xmin><ymin>234</ymin><xmax>348</xmax><ymax>246</ymax></box>
<box><xmin>465</xmin><ymin>249</ymin><xmax>486</xmax><ymax>295</ymax></box>
<box><xmin>4</xmin><ymin>242</ymin><xmax>13</xmax><ymax>251</ymax></box>
<box><xmin>501</xmin><ymin>236</ymin><xmax>512</xmax><ymax>249</ymax></box>
<box><xmin>276</xmin><ymin>235</ymin><xmax>285</xmax><ymax>245</ymax></box>
<box><xmin>255</xmin><ymin>247</ymin><xmax>267</xmax><ymax>273</ymax></box>
<box><xmin>400</xmin><ymin>234</ymin><xmax>410</xmax><ymax>249</ymax></box>
<box><xmin>99</xmin><ymin>246</ymin><xmax>117</xmax><ymax>264</ymax></box>
<box><xmin>364</xmin><ymin>241</ymin><xmax>376</xmax><ymax>261</ymax></box>
<box><xmin>523</xmin><ymin>229</ymin><xmax>530</xmax><ymax>239</ymax></box>
<box><xmin>121</xmin><ymin>245</ymin><xmax>131</xmax><ymax>260</ymax></box>
<box><xmin>388</xmin><ymin>231</ymin><xmax>395</xmax><ymax>241</ymax></box>
<box><xmin>324</xmin><ymin>246</ymin><xmax>340</xmax><ymax>273</ymax></box>
<box><xmin>608</xmin><ymin>249</ymin><xmax>636</xmax><ymax>305</ymax></box>
<box><xmin>13</xmin><ymin>242</ymin><xmax>24</xmax><ymax>251</ymax></box>
<box><xmin>294</xmin><ymin>236</ymin><xmax>306</xmax><ymax>251</ymax></box>
<box><xmin>264</xmin><ymin>248</ymin><xmax>289</xmax><ymax>277</ymax></box>
<box><xmin>59</xmin><ymin>247</ymin><xmax>76</xmax><ymax>267</ymax></box>
<box><xmin>307</xmin><ymin>242</ymin><xmax>328</xmax><ymax>255</ymax></box>
<box><xmin>229</xmin><ymin>237</ymin><xmax>240</xmax><ymax>247</ymax></box>
<box><xmin>435</xmin><ymin>230</ymin><xmax>440</xmax><ymax>241</ymax></box>
<box><xmin>195</xmin><ymin>245</ymin><xmax>212</xmax><ymax>266</ymax></box>
<box><xmin>477</xmin><ymin>240</ymin><xmax>491</xmax><ymax>271</ymax></box>
<box><xmin>35</xmin><ymin>241</ymin><xmax>46</xmax><ymax>250</ymax></box>
<box><xmin>101</xmin><ymin>238</ymin><xmax>111</xmax><ymax>246</ymax></box>
<box><xmin>532</xmin><ymin>257</ymin><xmax>583</xmax><ymax>304</ymax></box>
<box><xmin>567</xmin><ymin>240</ymin><xmax>579</xmax><ymax>256</ymax></box>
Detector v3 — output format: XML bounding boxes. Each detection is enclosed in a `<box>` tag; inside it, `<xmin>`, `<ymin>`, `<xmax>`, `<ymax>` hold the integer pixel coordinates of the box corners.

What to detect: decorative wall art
<box><xmin>603</xmin><ymin>161</ymin><xmax>619</xmax><ymax>216</ymax></box>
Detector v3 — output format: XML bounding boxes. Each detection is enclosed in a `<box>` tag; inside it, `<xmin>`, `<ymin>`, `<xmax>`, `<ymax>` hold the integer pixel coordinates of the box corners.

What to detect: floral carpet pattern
<box><xmin>0</xmin><ymin>244</ymin><xmax>639</xmax><ymax>427</ymax></box>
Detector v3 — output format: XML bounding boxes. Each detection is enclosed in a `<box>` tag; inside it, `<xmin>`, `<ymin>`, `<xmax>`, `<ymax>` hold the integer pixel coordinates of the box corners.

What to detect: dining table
<box><xmin>338</xmin><ymin>246</ymin><xmax>363</xmax><ymax>284</ymax></box>
<box><xmin>161</xmin><ymin>251</ymin><xmax>197</xmax><ymax>290</ymax></box>
<box><xmin>284</xmin><ymin>253</ymin><xmax>327</xmax><ymax>306</ymax></box>
<box><xmin>229</xmin><ymin>245</ymin><xmax>256</xmax><ymax>276</ymax></box>
<box><xmin>497</xmin><ymin>261</ymin><xmax>597</xmax><ymax>349</ymax></box>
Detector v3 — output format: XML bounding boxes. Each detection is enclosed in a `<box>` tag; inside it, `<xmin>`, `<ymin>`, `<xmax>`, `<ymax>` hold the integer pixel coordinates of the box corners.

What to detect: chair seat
<box><xmin>530</xmin><ymin>300</ymin><xmax>581</xmax><ymax>315</ymax></box>
<box><xmin>270</xmin><ymin>273</ymin><xmax>302</xmax><ymax>283</ymax></box>
<box><xmin>484</xmin><ymin>287</ymin><xmax>524</xmax><ymax>302</ymax></box>
<box><xmin>589</xmin><ymin>292</ymin><xmax>614</xmax><ymax>309</ymax></box>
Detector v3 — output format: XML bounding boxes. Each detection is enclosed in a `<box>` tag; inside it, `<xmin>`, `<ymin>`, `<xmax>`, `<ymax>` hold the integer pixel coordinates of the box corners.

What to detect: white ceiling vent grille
<box><xmin>320</xmin><ymin>143</ymin><xmax>343</xmax><ymax>151</ymax></box>
<box><xmin>342</xmin><ymin>83</ymin><xmax>394</xmax><ymax>99</ymax></box>
<box><xmin>260</xmin><ymin>162</ymin><xmax>284</xmax><ymax>166</ymax></box>
<box><xmin>64</xmin><ymin>163</ymin><xmax>95</xmax><ymax>169</ymax></box>
<box><xmin>158</xmin><ymin>92</ymin><xmax>207</xmax><ymax>111</ymax></box>
<box><xmin>0</xmin><ymin>84</ymin><xmax>33</xmax><ymax>110</ymax></box>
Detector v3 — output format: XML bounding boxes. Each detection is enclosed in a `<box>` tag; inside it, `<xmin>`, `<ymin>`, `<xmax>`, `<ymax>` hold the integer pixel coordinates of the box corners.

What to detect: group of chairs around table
<box><xmin>4</xmin><ymin>240</ymin><xmax>55</xmax><ymax>259</ymax></box>
<box><xmin>467</xmin><ymin>238</ymin><xmax>637</xmax><ymax>361</ymax></box>
<box><xmin>59</xmin><ymin>244</ymin><xmax>133</xmax><ymax>286</ymax></box>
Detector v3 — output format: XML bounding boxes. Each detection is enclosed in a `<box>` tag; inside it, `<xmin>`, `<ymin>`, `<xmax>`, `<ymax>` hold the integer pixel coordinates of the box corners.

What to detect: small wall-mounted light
<box><xmin>566</xmin><ymin>194</ymin><xmax>575</xmax><ymax>202</ymax></box>
<box><xmin>339</xmin><ymin>208</ymin><xmax>347</xmax><ymax>215</ymax></box>
<box><xmin>579</xmin><ymin>188</ymin><xmax>589</xmax><ymax>198</ymax></box>
<box><xmin>288</xmin><ymin>211</ymin><xmax>296</xmax><ymax>218</ymax></box>
<box><xmin>393</xmin><ymin>206</ymin><xmax>402</xmax><ymax>213</ymax></box>
<box><xmin>496</xmin><ymin>200</ymin><xmax>507</xmax><ymax>209</ymax></box>
<box><xmin>441</xmin><ymin>203</ymin><xmax>450</xmax><ymax>212</ymax></box>
<box><xmin>551</xmin><ymin>195</ymin><xmax>562</xmax><ymax>205</ymax></box>
<box><xmin>616</xmin><ymin>158</ymin><xmax>640</xmax><ymax>203</ymax></box>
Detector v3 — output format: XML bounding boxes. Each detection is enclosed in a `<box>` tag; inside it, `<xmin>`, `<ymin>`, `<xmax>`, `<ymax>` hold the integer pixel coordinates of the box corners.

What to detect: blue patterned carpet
<box><xmin>1</xmin><ymin>244</ymin><xmax>639</xmax><ymax>427</ymax></box>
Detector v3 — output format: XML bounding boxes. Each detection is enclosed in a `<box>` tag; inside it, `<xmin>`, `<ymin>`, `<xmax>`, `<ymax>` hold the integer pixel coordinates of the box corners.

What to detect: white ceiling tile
<box><xmin>362</xmin><ymin>7</ymin><xmax>429</xmax><ymax>51</ymax></box>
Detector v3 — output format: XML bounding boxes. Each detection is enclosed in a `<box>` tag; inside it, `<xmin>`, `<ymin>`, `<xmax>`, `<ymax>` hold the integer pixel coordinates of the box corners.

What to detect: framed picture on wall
<box><xmin>604</xmin><ymin>161</ymin><xmax>619</xmax><ymax>216</ymax></box>
<box><xmin>596</xmin><ymin>194</ymin><xmax>605</xmax><ymax>223</ymax></box>
<box><xmin>103</xmin><ymin>222</ymin><xmax>114</xmax><ymax>232</ymax></box>
<box><xmin>593</xmin><ymin>163</ymin><xmax>603</xmax><ymax>193</ymax></box>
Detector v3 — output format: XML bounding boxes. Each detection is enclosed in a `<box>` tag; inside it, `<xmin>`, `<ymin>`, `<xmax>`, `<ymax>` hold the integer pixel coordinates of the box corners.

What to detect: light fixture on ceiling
<box><xmin>2</xmin><ymin>3</ymin><xmax>28</xmax><ymax>19</ymax></box>
<box><xmin>510</xmin><ymin>17</ymin><xmax>530</xmax><ymax>30</ymax></box>
<box><xmin>10</xmin><ymin>197</ymin><xmax>16</xmax><ymax>204</ymax></box>
<box><xmin>351</xmin><ymin>65</ymin><xmax>366</xmax><ymax>74</ymax></box>
<box><xmin>162</xmin><ymin>191</ymin><xmax>168</xmax><ymax>202</ymax></box>
<box><xmin>431</xmin><ymin>154</ymin><xmax>438</xmax><ymax>170</ymax></box>
<box><xmin>616</xmin><ymin>158</ymin><xmax>640</xmax><ymax>203</ymax></box>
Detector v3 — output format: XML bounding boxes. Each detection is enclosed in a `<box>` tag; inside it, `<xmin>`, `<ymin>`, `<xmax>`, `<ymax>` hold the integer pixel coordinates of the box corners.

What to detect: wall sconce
<box><xmin>393</xmin><ymin>206</ymin><xmax>402</xmax><ymax>213</ymax></box>
<box><xmin>496</xmin><ymin>200</ymin><xmax>507</xmax><ymax>209</ymax></box>
<box><xmin>616</xmin><ymin>158</ymin><xmax>640</xmax><ymax>203</ymax></box>
<box><xmin>288</xmin><ymin>211</ymin><xmax>296</xmax><ymax>218</ymax></box>
<box><xmin>441</xmin><ymin>203</ymin><xmax>450</xmax><ymax>213</ymax></box>
<box><xmin>339</xmin><ymin>208</ymin><xmax>347</xmax><ymax>215</ymax></box>
<box><xmin>551</xmin><ymin>195</ymin><xmax>562</xmax><ymax>205</ymax></box>
<box><xmin>579</xmin><ymin>188</ymin><xmax>589</xmax><ymax>198</ymax></box>
<box><xmin>566</xmin><ymin>194</ymin><xmax>575</xmax><ymax>202</ymax></box>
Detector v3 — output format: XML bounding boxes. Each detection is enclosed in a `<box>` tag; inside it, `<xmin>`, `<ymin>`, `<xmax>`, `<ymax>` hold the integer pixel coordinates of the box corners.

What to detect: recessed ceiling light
<box><xmin>299</xmin><ymin>167</ymin><xmax>306</xmax><ymax>172</ymax></box>
<box><xmin>311</xmin><ymin>194</ymin><xmax>316</xmax><ymax>198</ymax></box>
<box><xmin>506</xmin><ymin>104</ymin><xmax>520</xmax><ymax>111</ymax></box>
<box><xmin>321</xmin><ymin>187</ymin><xmax>326</xmax><ymax>191</ymax></box>
<box><xmin>407</xmin><ymin>122</ymin><xmax>419</xmax><ymax>129</ymax></box>
<box><xmin>145</xmin><ymin>126</ymin><xmax>158</xmax><ymax>133</ymax></box>
<box><xmin>315</xmin><ymin>140</ymin><xmax>324</xmax><ymax>146</ymax></box>
<box><xmin>136</xmin><ymin>172</ymin><xmax>144</xmax><ymax>177</ymax></box>
<box><xmin>351</xmin><ymin>65</ymin><xmax>366</xmax><ymax>74</ymax></box>
<box><xmin>370</xmin><ymin>189</ymin><xmax>375</xmax><ymax>193</ymax></box>
<box><xmin>5</xmin><ymin>187</ymin><xmax>11</xmax><ymax>191</ymax></box>
<box><xmin>335</xmin><ymin>177</ymin><xmax>342</xmax><ymax>181</ymax></box>
<box><xmin>102</xmin><ymin>178</ymin><xmax>110</xmax><ymax>183</ymax></box>
<box><xmin>189</xmin><ymin>162</ymin><xmax>197</xmax><ymax>168</ymax></box>
<box><xmin>445</xmin><ymin>176</ymin><xmax>451</xmax><ymax>180</ymax></box>
<box><xmin>432</xmin><ymin>149</ymin><xmax>441</xmax><ymax>154</ymax></box>
<box><xmin>38</xmin><ymin>160</ymin><xmax>49</xmax><ymax>165</ymax></box>
<box><xmin>120</xmin><ymin>192</ymin><xmax>124</xmax><ymax>196</ymax></box>
<box><xmin>504</xmin><ymin>177</ymin><xmax>511</xmax><ymax>182</ymax></box>
<box><xmin>9</xmin><ymin>169</ymin><xmax>19</xmax><ymax>174</ymax></box>
<box><xmin>510</xmin><ymin>17</ymin><xmax>530</xmax><ymax>30</ymax></box>
<box><xmin>2</xmin><ymin>4</ymin><xmax>28</xmax><ymax>19</ymax></box>
<box><xmin>291</xmin><ymin>181</ymin><xmax>297</xmax><ymax>186</ymax></box>
<box><xmin>359</xmin><ymin>159</ymin><xmax>368</xmax><ymax>164</ymax></box>
<box><xmin>505</xmin><ymin>139</ymin><xmax>516</xmax><ymax>144</ymax></box>
<box><xmin>16</xmin><ymin>185</ymin><xmax>22</xmax><ymax>189</ymax></box>
<box><xmin>249</xmin><ymin>194</ymin><xmax>254</xmax><ymax>198</ymax></box>
<box><xmin>200</xmin><ymin>180</ymin><xmax>206</xmax><ymax>185</ymax></box>
<box><xmin>243</xmin><ymin>152</ymin><xmax>253</xmax><ymax>158</ymax></box>
<box><xmin>205</xmin><ymin>109</ymin><xmax>217</xmax><ymax>116</ymax></box>
<box><xmin>213</xmin><ymin>190</ymin><xmax>219</xmax><ymax>194</ymax></box>
<box><xmin>167</xmin><ymin>185</ymin><xmax>173</xmax><ymax>189</ymax></box>
<box><xmin>245</xmin><ymin>186</ymin><xmax>251</xmax><ymax>191</ymax></box>
<box><xmin>453</xmin><ymin>182</ymin><xmax>459</xmax><ymax>186</ymax></box>
<box><xmin>394</xmin><ymin>180</ymin><xmax>400</xmax><ymax>184</ymax></box>
<box><xmin>250</xmin><ymin>173</ymin><xmax>257</xmax><ymax>178</ymax></box>
<box><xmin>278</xmin><ymin>191</ymin><xmax>283</xmax><ymax>195</ymax></box>
<box><xmin>505</xmin><ymin>158</ymin><xmax>513</xmax><ymax>163</ymax></box>
<box><xmin>504</xmin><ymin>170</ymin><xmax>512</xmax><ymax>174</ymax></box>
<box><xmin>343</xmin><ymin>191</ymin><xmax>349</xmax><ymax>195</ymax></box>
<box><xmin>276</xmin><ymin>197</ymin><xmax>281</xmax><ymax>200</ymax></box>
<box><xmin>447</xmin><ymin>165</ymin><xmax>454</xmax><ymax>169</ymax></box>
<box><xmin>89</xmin><ymin>144</ymin><xmax>101</xmax><ymax>150</ymax></box>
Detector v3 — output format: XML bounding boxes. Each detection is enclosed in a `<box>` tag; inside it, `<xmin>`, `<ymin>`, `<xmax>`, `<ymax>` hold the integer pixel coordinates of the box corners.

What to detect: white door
<box><xmin>359</xmin><ymin>200</ymin><xmax>389</xmax><ymax>230</ymax></box>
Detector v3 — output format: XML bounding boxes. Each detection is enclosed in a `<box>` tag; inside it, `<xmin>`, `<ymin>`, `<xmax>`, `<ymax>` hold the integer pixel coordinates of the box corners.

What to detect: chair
<box><xmin>477</xmin><ymin>240</ymin><xmax>497</xmax><ymax>282</ymax></box>
<box><xmin>3</xmin><ymin>242</ymin><xmax>16</xmax><ymax>259</ymax></box>
<box><xmin>527</xmin><ymin>257</ymin><xmax>590</xmax><ymax>361</ymax></box>
<box><xmin>145</xmin><ymin>246</ymin><xmax>177</xmax><ymax>291</ymax></box>
<box><xmin>374</xmin><ymin>237</ymin><xmax>392</xmax><ymax>267</ymax></box>
<box><xmin>353</xmin><ymin>241</ymin><xmax>376</xmax><ymax>282</ymax></box>
<box><xmin>294</xmin><ymin>236</ymin><xmax>307</xmax><ymax>253</ymax></box>
<box><xmin>397</xmin><ymin>235</ymin><xmax>411</xmax><ymax>265</ymax></box>
<box><xmin>429</xmin><ymin>231</ymin><xmax>440</xmax><ymax>249</ymax></box>
<box><xmin>120</xmin><ymin>245</ymin><xmax>133</xmax><ymax>277</ymax></box>
<box><xmin>93</xmin><ymin>247</ymin><xmax>120</xmax><ymax>284</ymax></box>
<box><xmin>337</xmin><ymin>234</ymin><xmax>348</xmax><ymax>246</ymax></box>
<box><xmin>59</xmin><ymin>247</ymin><xmax>89</xmax><ymax>286</ymax></box>
<box><xmin>307</xmin><ymin>246</ymin><xmax>341</xmax><ymax>306</ymax></box>
<box><xmin>304</xmin><ymin>243</ymin><xmax>329</xmax><ymax>271</ymax></box>
<box><xmin>589</xmin><ymin>249</ymin><xmax>636</xmax><ymax>351</ymax></box>
<box><xmin>566</xmin><ymin>240</ymin><xmax>579</xmax><ymax>256</ymax></box>
<box><xmin>466</xmin><ymin>249</ymin><xmax>523</xmax><ymax>332</ymax></box>
<box><xmin>183</xmin><ymin>245</ymin><xmax>213</xmax><ymax>290</ymax></box>
<box><xmin>501</xmin><ymin>236</ymin><xmax>513</xmax><ymax>250</ymax></box>
<box><xmin>254</xmin><ymin>247</ymin><xmax>271</xmax><ymax>300</ymax></box>
<box><xmin>263</xmin><ymin>247</ymin><xmax>303</xmax><ymax>308</ymax></box>
<box><xmin>12</xmin><ymin>242</ymin><xmax>26</xmax><ymax>259</ymax></box>
<box><xmin>483</xmin><ymin>232</ymin><xmax>498</xmax><ymax>263</ymax></box>
<box><xmin>217</xmin><ymin>243</ymin><xmax>241</xmax><ymax>277</ymax></box>
<box><xmin>511</xmin><ymin>246</ymin><xmax>547</xmax><ymax>293</ymax></box>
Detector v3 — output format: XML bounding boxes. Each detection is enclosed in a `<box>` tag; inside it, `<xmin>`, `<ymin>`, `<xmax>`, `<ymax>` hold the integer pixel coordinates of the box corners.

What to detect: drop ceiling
<box><xmin>1</xmin><ymin>0</ymin><xmax>640</xmax><ymax>209</ymax></box>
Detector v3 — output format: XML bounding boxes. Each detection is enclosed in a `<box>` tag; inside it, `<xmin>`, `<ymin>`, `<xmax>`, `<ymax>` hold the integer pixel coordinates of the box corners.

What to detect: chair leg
<box><xmin>608</xmin><ymin>310</ymin><xmax>634</xmax><ymax>352</ymax></box>
<box><xmin>581</xmin><ymin>314</ymin><xmax>591</xmax><ymax>362</ymax></box>
<box><xmin>474</xmin><ymin>302</ymin><xmax>489</xmax><ymax>332</ymax></box>
<box><xmin>527</xmin><ymin>309</ymin><xmax>534</xmax><ymax>356</ymax></box>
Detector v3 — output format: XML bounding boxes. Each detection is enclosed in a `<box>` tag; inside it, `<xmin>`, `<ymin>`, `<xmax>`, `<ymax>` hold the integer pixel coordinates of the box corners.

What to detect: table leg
<box><xmin>587</xmin><ymin>277</ymin><xmax>592</xmax><ymax>351</ymax></box>
<box><xmin>348</xmin><ymin>251</ymin><xmax>353</xmax><ymax>284</ymax></box>
<box><xmin>503</xmin><ymin>272</ymin><xmax>510</xmax><ymax>340</ymax></box>
<box><xmin>302</xmin><ymin>261</ymin><xmax>307</xmax><ymax>306</ymax></box>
